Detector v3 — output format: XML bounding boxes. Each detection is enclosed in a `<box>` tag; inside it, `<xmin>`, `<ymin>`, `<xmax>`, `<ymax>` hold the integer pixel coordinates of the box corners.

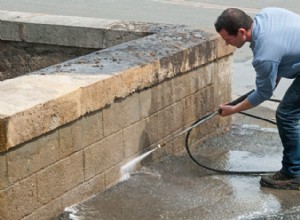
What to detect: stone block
<box><xmin>61</xmin><ymin>173</ymin><xmax>105</xmax><ymax>209</ymax></box>
<box><xmin>36</xmin><ymin>151</ymin><xmax>84</xmax><ymax>205</ymax></box>
<box><xmin>198</xmin><ymin>63</ymin><xmax>215</xmax><ymax>89</ymax></box>
<box><xmin>214</xmin><ymin>37</ymin><xmax>235</xmax><ymax>58</ymax></box>
<box><xmin>156</xmin><ymin>101</ymin><xmax>185</xmax><ymax>141</ymax></box>
<box><xmin>22</xmin><ymin>23</ymin><xmax>105</xmax><ymax>48</ymax></box>
<box><xmin>84</xmin><ymin>131</ymin><xmax>124</xmax><ymax>181</ymax></box>
<box><xmin>183</xmin><ymin>89</ymin><xmax>208</xmax><ymax>125</ymax></box>
<box><xmin>58</xmin><ymin>120</ymin><xmax>82</xmax><ymax>158</ymax></box>
<box><xmin>158</xmin><ymin>56</ymin><xmax>178</xmax><ymax>81</ymax></box>
<box><xmin>0</xmin><ymin>79</ymin><xmax>82</xmax><ymax>152</ymax></box>
<box><xmin>156</xmin><ymin>79</ymin><xmax>177</xmax><ymax>111</ymax></box>
<box><xmin>23</xmin><ymin>197</ymin><xmax>62</xmax><ymax>220</ymax></box>
<box><xmin>206</xmin><ymin>85</ymin><xmax>215</xmax><ymax>112</ymax></box>
<box><xmin>0</xmin><ymin>115</ymin><xmax>8</xmax><ymax>153</ymax></box>
<box><xmin>213</xmin><ymin>56</ymin><xmax>232</xmax><ymax>106</ymax></box>
<box><xmin>138</xmin><ymin>87</ymin><xmax>154</xmax><ymax>119</ymax></box>
<box><xmin>103</xmin><ymin>93</ymin><xmax>140</xmax><ymax>137</ymax></box>
<box><xmin>139</xmin><ymin>87</ymin><xmax>157</xmax><ymax>119</ymax></box>
<box><xmin>105</xmin><ymin>163</ymin><xmax>123</xmax><ymax>189</ymax></box>
<box><xmin>139</xmin><ymin>79</ymin><xmax>176</xmax><ymax>119</ymax></box>
<box><xmin>136</xmin><ymin>61</ymin><xmax>160</xmax><ymax>89</ymax></box>
<box><xmin>79</xmin><ymin>77</ymin><xmax>113</xmax><ymax>115</ymax></box>
<box><xmin>0</xmin><ymin>21</ymin><xmax>23</xmax><ymax>41</ymax></box>
<box><xmin>78</xmin><ymin>111</ymin><xmax>104</xmax><ymax>148</ymax></box>
<box><xmin>0</xmin><ymin>155</ymin><xmax>8</xmax><ymax>190</ymax></box>
<box><xmin>192</xmin><ymin>40</ymin><xmax>217</xmax><ymax>67</ymax></box>
<box><xmin>111</xmin><ymin>67</ymin><xmax>145</xmax><ymax>100</ymax></box>
<box><xmin>7</xmin><ymin>130</ymin><xmax>60</xmax><ymax>184</ymax></box>
<box><xmin>0</xmin><ymin>175</ymin><xmax>38</xmax><ymax>220</ymax></box>
<box><xmin>172</xmin><ymin>69</ymin><xmax>200</xmax><ymax>102</ymax></box>
<box><xmin>59</xmin><ymin>110</ymin><xmax>104</xmax><ymax>158</ymax></box>
<box><xmin>188</xmin><ymin>116</ymin><xmax>220</xmax><ymax>145</ymax></box>
<box><xmin>123</xmin><ymin>116</ymin><xmax>158</xmax><ymax>158</ymax></box>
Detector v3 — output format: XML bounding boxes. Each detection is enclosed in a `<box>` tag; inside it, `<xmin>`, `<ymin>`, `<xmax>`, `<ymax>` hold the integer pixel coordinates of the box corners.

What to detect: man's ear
<box><xmin>238</xmin><ymin>28</ymin><xmax>246</xmax><ymax>35</ymax></box>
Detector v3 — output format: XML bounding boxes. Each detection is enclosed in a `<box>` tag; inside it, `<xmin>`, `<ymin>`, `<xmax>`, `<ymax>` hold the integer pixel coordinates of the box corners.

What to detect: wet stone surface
<box><xmin>57</xmin><ymin>109</ymin><xmax>300</xmax><ymax>220</ymax></box>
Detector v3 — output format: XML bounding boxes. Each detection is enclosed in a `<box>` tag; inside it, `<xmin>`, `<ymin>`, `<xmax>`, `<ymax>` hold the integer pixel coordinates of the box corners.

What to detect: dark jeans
<box><xmin>276</xmin><ymin>76</ymin><xmax>300</xmax><ymax>177</ymax></box>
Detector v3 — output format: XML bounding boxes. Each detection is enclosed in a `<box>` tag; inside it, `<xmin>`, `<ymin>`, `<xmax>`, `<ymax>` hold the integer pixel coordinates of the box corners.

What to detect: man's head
<box><xmin>215</xmin><ymin>8</ymin><xmax>253</xmax><ymax>48</ymax></box>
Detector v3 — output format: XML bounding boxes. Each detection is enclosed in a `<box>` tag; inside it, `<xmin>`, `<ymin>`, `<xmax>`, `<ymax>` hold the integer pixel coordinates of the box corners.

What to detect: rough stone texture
<box><xmin>0</xmin><ymin>175</ymin><xmax>38</xmax><ymax>220</ymax></box>
<box><xmin>60</xmin><ymin>173</ymin><xmax>106</xmax><ymax>209</ymax></box>
<box><xmin>36</xmin><ymin>151</ymin><xmax>84</xmax><ymax>205</ymax></box>
<box><xmin>84</xmin><ymin>131</ymin><xmax>124</xmax><ymax>181</ymax></box>
<box><xmin>6</xmin><ymin>130</ymin><xmax>59</xmax><ymax>187</ymax></box>
<box><xmin>0</xmin><ymin>10</ymin><xmax>233</xmax><ymax>220</ymax></box>
<box><xmin>103</xmin><ymin>93</ymin><xmax>141</xmax><ymax>137</ymax></box>
<box><xmin>123</xmin><ymin>117</ymin><xmax>158</xmax><ymax>158</ymax></box>
<box><xmin>0</xmin><ymin>40</ymin><xmax>96</xmax><ymax>80</ymax></box>
<box><xmin>104</xmin><ymin>163</ymin><xmax>124</xmax><ymax>190</ymax></box>
<box><xmin>23</xmin><ymin>198</ymin><xmax>62</xmax><ymax>220</ymax></box>
<box><xmin>0</xmin><ymin>153</ymin><xmax>7</xmax><ymax>185</ymax></box>
<box><xmin>58</xmin><ymin>110</ymin><xmax>104</xmax><ymax>159</ymax></box>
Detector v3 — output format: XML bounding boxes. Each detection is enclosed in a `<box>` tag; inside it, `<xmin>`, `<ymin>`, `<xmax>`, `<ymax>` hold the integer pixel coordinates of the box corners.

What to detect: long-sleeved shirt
<box><xmin>248</xmin><ymin>7</ymin><xmax>300</xmax><ymax>106</ymax></box>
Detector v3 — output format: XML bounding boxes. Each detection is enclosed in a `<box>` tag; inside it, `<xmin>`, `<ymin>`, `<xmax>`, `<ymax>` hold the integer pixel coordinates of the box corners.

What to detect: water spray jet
<box><xmin>120</xmin><ymin>146</ymin><xmax>160</xmax><ymax>181</ymax></box>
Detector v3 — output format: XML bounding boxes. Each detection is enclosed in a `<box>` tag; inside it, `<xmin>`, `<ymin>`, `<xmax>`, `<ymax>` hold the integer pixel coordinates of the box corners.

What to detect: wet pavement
<box><xmin>57</xmin><ymin>106</ymin><xmax>300</xmax><ymax>220</ymax></box>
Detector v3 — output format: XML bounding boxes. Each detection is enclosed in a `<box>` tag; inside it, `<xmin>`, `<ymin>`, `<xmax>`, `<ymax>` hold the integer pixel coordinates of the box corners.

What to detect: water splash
<box><xmin>64</xmin><ymin>206</ymin><xmax>84</xmax><ymax>220</ymax></box>
<box><xmin>120</xmin><ymin>147</ymin><xmax>158</xmax><ymax>181</ymax></box>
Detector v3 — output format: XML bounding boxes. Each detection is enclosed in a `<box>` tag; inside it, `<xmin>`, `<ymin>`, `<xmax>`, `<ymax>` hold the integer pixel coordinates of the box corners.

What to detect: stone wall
<box><xmin>0</xmin><ymin>10</ymin><xmax>234</xmax><ymax>220</ymax></box>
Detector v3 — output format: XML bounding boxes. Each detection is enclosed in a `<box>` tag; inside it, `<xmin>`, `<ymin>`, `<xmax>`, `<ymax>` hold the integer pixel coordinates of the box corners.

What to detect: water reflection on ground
<box><xmin>57</xmin><ymin>123</ymin><xmax>300</xmax><ymax>220</ymax></box>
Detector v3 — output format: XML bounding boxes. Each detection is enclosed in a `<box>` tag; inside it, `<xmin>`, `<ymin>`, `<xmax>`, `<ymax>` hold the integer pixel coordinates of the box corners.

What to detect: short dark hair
<box><xmin>214</xmin><ymin>8</ymin><xmax>253</xmax><ymax>36</ymax></box>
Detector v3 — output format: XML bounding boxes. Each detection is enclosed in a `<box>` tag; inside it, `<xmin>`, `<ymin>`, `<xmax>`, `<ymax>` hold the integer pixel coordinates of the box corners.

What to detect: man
<box><xmin>215</xmin><ymin>7</ymin><xmax>300</xmax><ymax>190</ymax></box>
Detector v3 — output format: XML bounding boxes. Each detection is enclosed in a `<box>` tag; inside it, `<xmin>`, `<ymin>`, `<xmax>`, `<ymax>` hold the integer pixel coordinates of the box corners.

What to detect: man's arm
<box><xmin>219</xmin><ymin>98</ymin><xmax>253</xmax><ymax>116</ymax></box>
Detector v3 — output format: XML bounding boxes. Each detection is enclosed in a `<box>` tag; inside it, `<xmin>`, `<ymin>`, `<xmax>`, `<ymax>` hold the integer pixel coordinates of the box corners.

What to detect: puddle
<box><xmin>189</xmin><ymin>123</ymin><xmax>283</xmax><ymax>173</ymax></box>
<box><xmin>224</xmin><ymin>150</ymin><xmax>281</xmax><ymax>171</ymax></box>
<box><xmin>190</xmin><ymin>149</ymin><xmax>281</xmax><ymax>173</ymax></box>
<box><xmin>211</xmin><ymin>175</ymin><xmax>282</xmax><ymax>219</ymax></box>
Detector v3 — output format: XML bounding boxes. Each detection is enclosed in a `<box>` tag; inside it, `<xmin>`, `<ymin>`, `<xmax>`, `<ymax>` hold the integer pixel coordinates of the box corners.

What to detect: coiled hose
<box><xmin>185</xmin><ymin>91</ymin><xmax>279</xmax><ymax>175</ymax></box>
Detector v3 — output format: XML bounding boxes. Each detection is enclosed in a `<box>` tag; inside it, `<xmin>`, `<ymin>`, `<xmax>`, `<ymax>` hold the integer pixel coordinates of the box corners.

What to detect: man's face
<box><xmin>219</xmin><ymin>29</ymin><xmax>246</xmax><ymax>48</ymax></box>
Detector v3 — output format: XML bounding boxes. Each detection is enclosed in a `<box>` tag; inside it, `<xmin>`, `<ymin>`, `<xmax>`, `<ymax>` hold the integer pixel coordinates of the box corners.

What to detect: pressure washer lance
<box><xmin>158</xmin><ymin>89</ymin><xmax>278</xmax><ymax>175</ymax></box>
<box><xmin>158</xmin><ymin>89</ymin><xmax>254</xmax><ymax>149</ymax></box>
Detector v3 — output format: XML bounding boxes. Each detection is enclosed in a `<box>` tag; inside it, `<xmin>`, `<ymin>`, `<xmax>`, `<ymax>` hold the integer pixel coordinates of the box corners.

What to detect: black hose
<box><xmin>184</xmin><ymin>114</ymin><xmax>277</xmax><ymax>175</ymax></box>
<box><xmin>185</xmin><ymin>104</ymin><xmax>278</xmax><ymax>175</ymax></box>
<box><xmin>184</xmin><ymin>88</ymin><xmax>283</xmax><ymax>175</ymax></box>
<box><xmin>238</xmin><ymin>111</ymin><xmax>277</xmax><ymax>125</ymax></box>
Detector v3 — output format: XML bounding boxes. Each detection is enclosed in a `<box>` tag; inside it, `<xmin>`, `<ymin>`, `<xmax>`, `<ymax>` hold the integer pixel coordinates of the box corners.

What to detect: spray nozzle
<box><xmin>157</xmin><ymin>143</ymin><xmax>165</xmax><ymax>148</ymax></box>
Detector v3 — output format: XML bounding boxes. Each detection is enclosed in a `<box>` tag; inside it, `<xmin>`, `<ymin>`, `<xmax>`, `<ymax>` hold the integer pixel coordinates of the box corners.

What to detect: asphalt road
<box><xmin>1</xmin><ymin>0</ymin><xmax>299</xmax><ymax>27</ymax></box>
